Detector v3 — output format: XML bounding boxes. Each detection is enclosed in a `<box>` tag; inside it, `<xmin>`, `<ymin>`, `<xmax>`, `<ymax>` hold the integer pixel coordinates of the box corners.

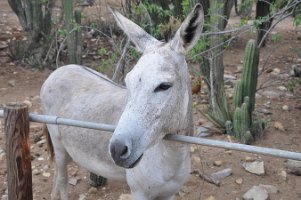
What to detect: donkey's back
<box><xmin>40</xmin><ymin>65</ymin><xmax>127</xmax><ymax>181</ymax></box>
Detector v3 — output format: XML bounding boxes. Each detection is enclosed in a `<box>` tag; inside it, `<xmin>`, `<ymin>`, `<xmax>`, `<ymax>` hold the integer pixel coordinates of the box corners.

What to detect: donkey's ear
<box><xmin>169</xmin><ymin>4</ymin><xmax>204</xmax><ymax>54</ymax></box>
<box><xmin>109</xmin><ymin>7</ymin><xmax>161</xmax><ymax>53</ymax></box>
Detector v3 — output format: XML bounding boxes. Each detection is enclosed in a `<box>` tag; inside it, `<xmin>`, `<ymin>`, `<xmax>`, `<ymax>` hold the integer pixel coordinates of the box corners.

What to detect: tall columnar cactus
<box><xmin>231</xmin><ymin>39</ymin><xmax>262</xmax><ymax>144</ymax></box>
<box><xmin>64</xmin><ymin>0</ymin><xmax>82</xmax><ymax>64</ymax></box>
<box><xmin>241</xmin><ymin>39</ymin><xmax>260</xmax><ymax>118</ymax></box>
<box><xmin>203</xmin><ymin>37</ymin><xmax>262</xmax><ymax>143</ymax></box>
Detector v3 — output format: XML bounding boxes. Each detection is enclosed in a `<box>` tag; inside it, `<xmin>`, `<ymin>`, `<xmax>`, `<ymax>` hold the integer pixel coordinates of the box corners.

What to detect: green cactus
<box><xmin>241</xmin><ymin>39</ymin><xmax>260</xmax><ymax>118</ymax></box>
<box><xmin>233</xmin><ymin>80</ymin><xmax>243</xmax><ymax>109</ymax></box>
<box><xmin>251</xmin><ymin>112</ymin><xmax>264</xmax><ymax>140</ymax></box>
<box><xmin>204</xmin><ymin>39</ymin><xmax>262</xmax><ymax>144</ymax></box>
<box><xmin>240</xmin><ymin>102</ymin><xmax>249</xmax><ymax>134</ymax></box>
<box><xmin>233</xmin><ymin>107</ymin><xmax>242</xmax><ymax>138</ymax></box>
<box><xmin>243</xmin><ymin>131</ymin><xmax>253</xmax><ymax>144</ymax></box>
<box><xmin>231</xmin><ymin>40</ymin><xmax>261</xmax><ymax>143</ymax></box>
<box><xmin>225</xmin><ymin>120</ymin><xmax>233</xmax><ymax>136</ymax></box>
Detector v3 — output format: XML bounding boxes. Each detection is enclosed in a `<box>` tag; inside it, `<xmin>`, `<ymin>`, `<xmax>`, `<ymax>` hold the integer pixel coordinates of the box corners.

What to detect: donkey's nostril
<box><xmin>121</xmin><ymin>146</ymin><xmax>128</xmax><ymax>157</ymax></box>
<box><xmin>110</xmin><ymin>139</ymin><xmax>131</xmax><ymax>161</ymax></box>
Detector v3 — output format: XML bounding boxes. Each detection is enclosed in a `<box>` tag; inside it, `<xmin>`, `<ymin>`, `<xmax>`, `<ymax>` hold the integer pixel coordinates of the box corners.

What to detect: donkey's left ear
<box><xmin>109</xmin><ymin>7</ymin><xmax>162</xmax><ymax>53</ymax></box>
<box><xmin>169</xmin><ymin>4</ymin><xmax>204</xmax><ymax>54</ymax></box>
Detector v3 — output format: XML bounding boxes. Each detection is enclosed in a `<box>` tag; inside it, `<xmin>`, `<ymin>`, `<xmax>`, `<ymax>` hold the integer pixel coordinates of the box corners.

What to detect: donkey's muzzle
<box><xmin>110</xmin><ymin>138</ymin><xmax>142</xmax><ymax>168</ymax></box>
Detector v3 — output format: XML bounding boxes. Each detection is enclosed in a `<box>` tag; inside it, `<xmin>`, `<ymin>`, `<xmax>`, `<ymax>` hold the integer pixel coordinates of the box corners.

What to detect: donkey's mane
<box><xmin>80</xmin><ymin>65</ymin><xmax>126</xmax><ymax>89</ymax></box>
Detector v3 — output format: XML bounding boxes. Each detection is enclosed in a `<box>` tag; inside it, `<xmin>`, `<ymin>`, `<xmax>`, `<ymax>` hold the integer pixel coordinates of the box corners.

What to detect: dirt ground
<box><xmin>0</xmin><ymin>1</ymin><xmax>301</xmax><ymax>200</ymax></box>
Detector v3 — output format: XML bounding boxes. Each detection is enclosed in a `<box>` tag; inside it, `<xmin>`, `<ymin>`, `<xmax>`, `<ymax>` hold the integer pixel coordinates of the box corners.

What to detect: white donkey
<box><xmin>41</xmin><ymin>4</ymin><xmax>204</xmax><ymax>200</ymax></box>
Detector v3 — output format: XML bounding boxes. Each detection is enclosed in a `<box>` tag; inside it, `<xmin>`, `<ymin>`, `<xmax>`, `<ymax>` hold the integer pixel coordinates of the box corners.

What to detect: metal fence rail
<box><xmin>1</xmin><ymin>109</ymin><xmax>301</xmax><ymax>161</ymax></box>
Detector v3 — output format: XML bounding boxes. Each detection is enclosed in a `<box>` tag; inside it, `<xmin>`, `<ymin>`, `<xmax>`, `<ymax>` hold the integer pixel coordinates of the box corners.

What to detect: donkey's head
<box><xmin>109</xmin><ymin>4</ymin><xmax>204</xmax><ymax>168</ymax></box>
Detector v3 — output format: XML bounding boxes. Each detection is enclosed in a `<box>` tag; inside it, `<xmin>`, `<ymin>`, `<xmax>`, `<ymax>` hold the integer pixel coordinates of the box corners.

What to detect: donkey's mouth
<box><xmin>128</xmin><ymin>154</ymin><xmax>143</xmax><ymax>168</ymax></box>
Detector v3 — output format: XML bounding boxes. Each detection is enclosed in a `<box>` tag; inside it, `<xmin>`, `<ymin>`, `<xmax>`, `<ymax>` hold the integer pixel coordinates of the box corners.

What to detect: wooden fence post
<box><xmin>4</xmin><ymin>102</ymin><xmax>33</xmax><ymax>200</ymax></box>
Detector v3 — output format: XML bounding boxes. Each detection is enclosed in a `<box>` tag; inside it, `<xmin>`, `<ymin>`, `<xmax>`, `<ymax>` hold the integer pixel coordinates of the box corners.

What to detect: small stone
<box><xmin>205</xmin><ymin>195</ymin><xmax>216</xmax><ymax>200</ymax></box>
<box><xmin>260</xmin><ymin>108</ymin><xmax>272</xmax><ymax>115</ymax></box>
<box><xmin>23</xmin><ymin>100</ymin><xmax>32</xmax><ymax>108</ymax></box>
<box><xmin>245</xmin><ymin>157</ymin><xmax>255</xmax><ymax>162</ymax></box>
<box><xmin>192</xmin><ymin>156</ymin><xmax>201</xmax><ymax>163</ymax></box>
<box><xmin>255</xmin><ymin>93</ymin><xmax>262</xmax><ymax>99</ymax></box>
<box><xmin>277</xmin><ymin>86</ymin><xmax>287</xmax><ymax>91</ymax></box>
<box><xmin>264</xmin><ymin>101</ymin><xmax>271</xmax><ymax>108</ymax></box>
<box><xmin>282</xmin><ymin>105</ymin><xmax>289</xmax><ymax>111</ymax></box>
<box><xmin>32</xmin><ymin>169</ymin><xmax>40</xmax><ymax>175</ymax></box>
<box><xmin>211</xmin><ymin>168</ymin><xmax>232</xmax><ymax>180</ymax></box>
<box><xmin>235</xmin><ymin>65</ymin><xmax>243</xmax><ymax>73</ymax></box>
<box><xmin>0</xmin><ymin>43</ymin><xmax>8</xmax><ymax>49</ymax></box>
<box><xmin>1</xmin><ymin>194</ymin><xmax>8</xmax><ymax>200</ymax></box>
<box><xmin>78</xmin><ymin>194</ymin><xmax>86</xmax><ymax>200</ymax></box>
<box><xmin>278</xmin><ymin>170</ymin><xmax>287</xmax><ymax>181</ymax></box>
<box><xmin>69</xmin><ymin>177</ymin><xmax>78</xmax><ymax>186</ymax></box>
<box><xmin>118</xmin><ymin>194</ymin><xmax>133</xmax><ymax>200</ymax></box>
<box><xmin>225</xmin><ymin>150</ymin><xmax>232</xmax><ymax>155</ymax></box>
<box><xmin>285</xmin><ymin>159</ymin><xmax>301</xmax><ymax>175</ymax></box>
<box><xmin>258</xmin><ymin>184</ymin><xmax>279</xmax><ymax>194</ymax></box>
<box><xmin>235</xmin><ymin>177</ymin><xmax>243</xmax><ymax>185</ymax></box>
<box><xmin>274</xmin><ymin>121</ymin><xmax>285</xmax><ymax>131</ymax></box>
<box><xmin>42</xmin><ymin>172</ymin><xmax>51</xmax><ymax>178</ymax></box>
<box><xmin>37</xmin><ymin>157</ymin><xmax>44</xmax><ymax>161</ymax></box>
<box><xmin>292</xmin><ymin>64</ymin><xmax>301</xmax><ymax>77</ymax></box>
<box><xmin>8</xmin><ymin>80</ymin><xmax>16</xmax><ymax>87</ymax></box>
<box><xmin>213</xmin><ymin>160</ymin><xmax>223</xmax><ymax>167</ymax></box>
<box><xmin>197</xmin><ymin>118</ymin><xmax>207</xmax><ymax>125</ymax></box>
<box><xmin>88</xmin><ymin>187</ymin><xmax>97</xmax><ymax>194</ymax></box>
<box><xmin>243</xmin><ymin>186</ymin><xmax>269</xmax><ymax>200</ymax></box>
<box><xmin>224</xmin><ymin>74</ymin><xmax>236</xmax><ymax>87</ymax></box>
<box><xmin>31</xmin><ymin>95</ymin><xmax>40</xmax><ymax>101</ymax></box>
<box><xmin>271</xmin><ymin>68</ymin><xmax>280</xmax><ymax>76</ymax></box>
<box><xmin>190</xmin><ymin>145</ymin><xmax>197</xmax><ymax>153</ymax></box>
<box><xmin>262</xmin><ymin>90</ymin><xmax>280</xmax><ymax>99</ymax></box>
<box><xmin>36</xmin><ymin>139</ymin><xmax>46</xmax><ymax>145</ymax></box>
<box><xmin>242</xmin><ymin>161</ymin><xmax>265</xmax><ymax>175</ymax></box>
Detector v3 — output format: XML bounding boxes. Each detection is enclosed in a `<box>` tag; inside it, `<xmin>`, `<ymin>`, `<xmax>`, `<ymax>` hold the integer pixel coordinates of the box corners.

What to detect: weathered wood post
<box><xmin>4</xmin><ymin>102</ymin><xmax>32</xmax><ymax>200</ymax></box>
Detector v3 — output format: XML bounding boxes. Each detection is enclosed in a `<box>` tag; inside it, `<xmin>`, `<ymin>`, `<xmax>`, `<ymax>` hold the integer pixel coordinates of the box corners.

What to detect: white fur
<box><xmin>40</xmin><ymin>4</ymin><xmax>204</xmax><ymax>200</ymax></box>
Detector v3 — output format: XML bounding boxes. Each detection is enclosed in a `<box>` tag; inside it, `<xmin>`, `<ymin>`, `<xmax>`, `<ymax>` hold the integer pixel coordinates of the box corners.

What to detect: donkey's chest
<box><xmin>126</xmin><ymin>142</ymin><xmax>191</xmax><ymax>197</ymax></box>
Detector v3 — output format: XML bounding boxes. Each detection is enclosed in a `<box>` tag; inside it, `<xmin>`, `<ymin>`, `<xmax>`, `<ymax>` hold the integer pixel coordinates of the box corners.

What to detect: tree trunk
<box><xmin>256</xmin><ymin>0</ymin><xmax>274</xmax><ymax>47</ymax></box>
<box><xmin>74</xmin><ymin>10</ymin><xmax>82</xmax><ymax>64</ymax></box>
<box><xmin>4</xmin><ymin>103</ymin><xmax>32</xmax><ymax>200</ymax></box>
<box><xmin>209</xmin><ymin>0</ymin><xmax>225</xmax><ymax>113</ymax></box>
<box><xmin>223</xmin><ymin>0</ymin><xmax>234</xmax><ymax>28</ymax></box>
<box><xmin>7</xmin><ymin>0</ymin><xmax>54</xmax><ymax>67</ymax></box>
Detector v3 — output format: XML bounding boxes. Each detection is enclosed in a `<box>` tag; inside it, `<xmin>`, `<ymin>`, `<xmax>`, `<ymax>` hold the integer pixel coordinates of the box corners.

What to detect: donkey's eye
<box><xmin>154</xmin><ymin>82</ymin><xmax>173</xmax><ymax>93</ymax></box>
